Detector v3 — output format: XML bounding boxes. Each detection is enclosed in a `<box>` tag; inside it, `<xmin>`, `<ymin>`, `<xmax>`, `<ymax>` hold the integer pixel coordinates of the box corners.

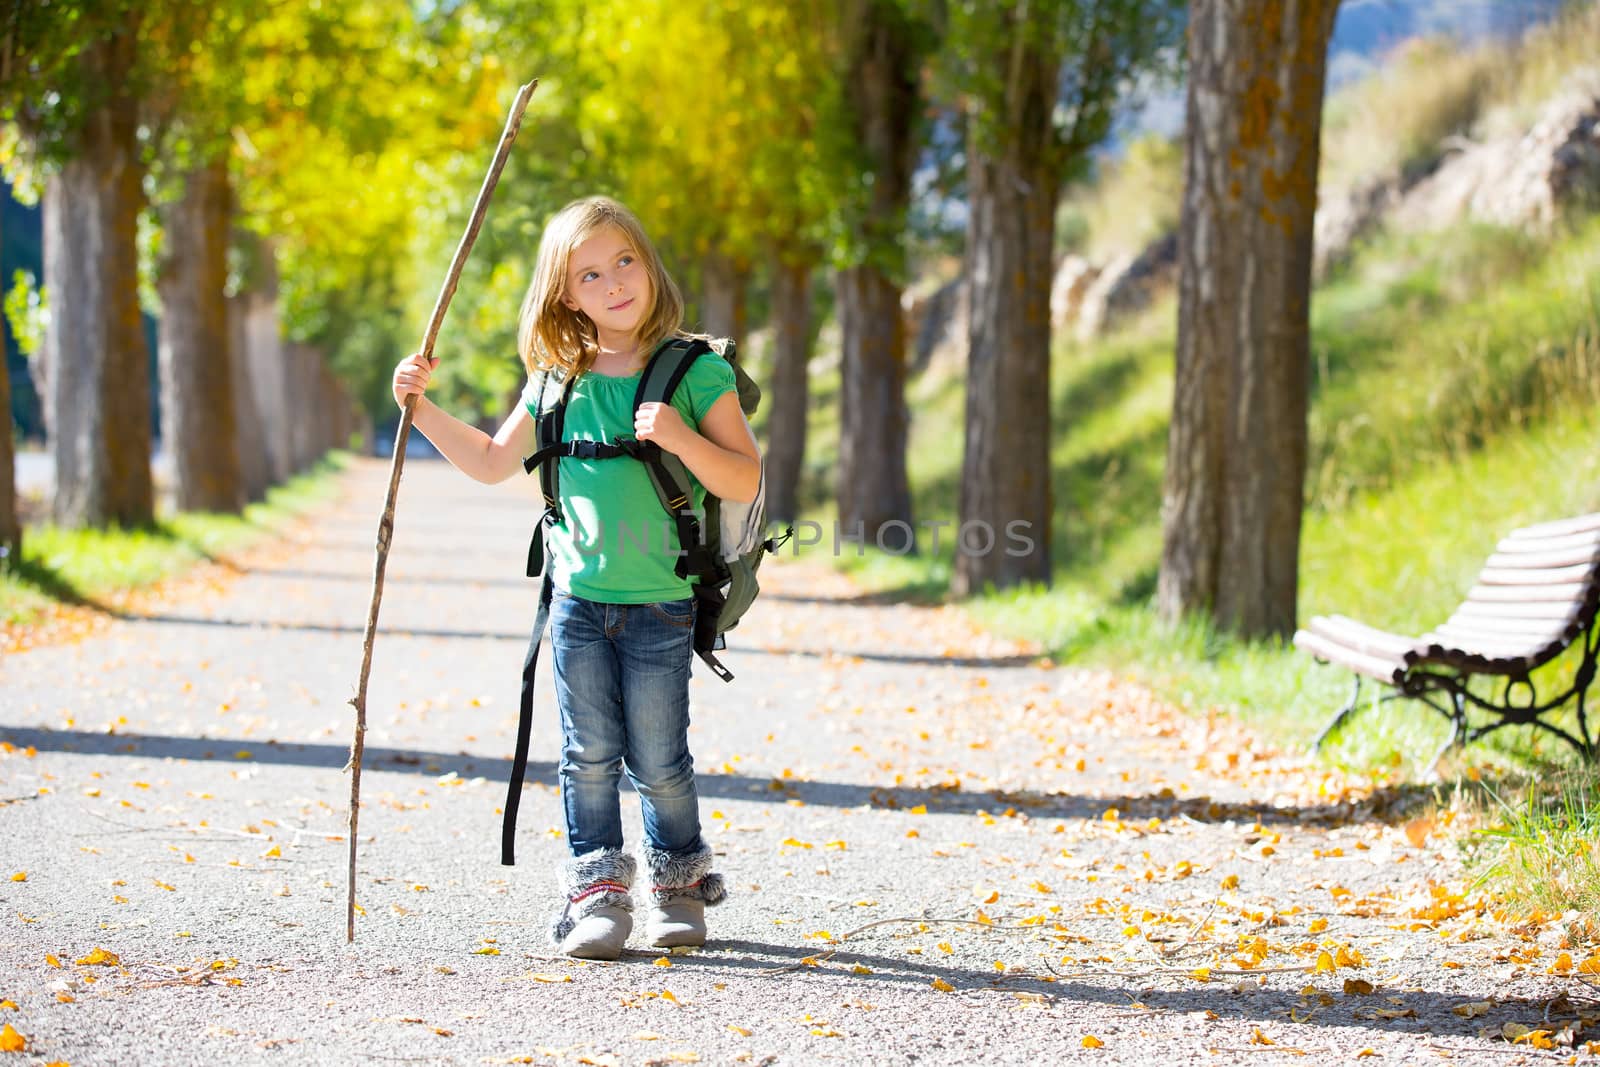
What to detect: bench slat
<box><xmin>1509</xmin><ymin>513</ymin><xmax>1600</xmax><ymax>539</ymax></box>
<box><xmin>1485</xmin><ymin>547</ymin><xmax>1600</xmax><ymax>570</ymax></box>
<box><xmin>1293</xmin><ymin>630</ymin><xmax>1407</xmax><ymax>683</ymax></box>
<box><xmin>1467</xmin><ymin>581</ymin><xmax>1592</xmax><ymax>603</ymax></box>
<box><xmin>1449</xmin><ymin>600</ymin><xmax>1580</xmax><ymax>624</ymax></box>
<box><xmin>1432</xmin><ymin>621</ymin><xmax>1564</xmax><ymax>649</ymax></box>
<box><xmin>1478</xmin><ymin>562</ymin><xmax>1596</xmax><ymax>585</ymax></box>
<box><xmin>1307</xmin><ymin>615</ymin><xmax>1422</xmax><ymax>659</ymax></box>
<box><xmin>1496</xmin><ymin>529</ymin><xmax>1600</xmax><ymax>555</ymax></box>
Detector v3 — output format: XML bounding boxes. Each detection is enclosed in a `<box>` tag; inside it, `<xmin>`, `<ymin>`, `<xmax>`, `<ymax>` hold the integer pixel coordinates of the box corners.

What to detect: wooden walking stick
<box><xmin>344</xmin><ymin>79</ymin><xmax>539</xmax><ymax>943</ymax></box>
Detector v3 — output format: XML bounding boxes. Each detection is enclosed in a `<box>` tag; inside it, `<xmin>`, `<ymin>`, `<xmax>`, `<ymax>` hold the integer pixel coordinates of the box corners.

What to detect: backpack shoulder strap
<box><xmin>631</xmin><ymin>338</ymin><xmax>721</xmax><ymax>581</ymax></box>
<box><xmin>633</xmin><ymin>337</ymin><xmax>712</xmax><ymax>412</ymax></box>
<box><xmin>521</xmin><ymin>369</ymin><xmax>576</xmax><ymax>577</ymax></box>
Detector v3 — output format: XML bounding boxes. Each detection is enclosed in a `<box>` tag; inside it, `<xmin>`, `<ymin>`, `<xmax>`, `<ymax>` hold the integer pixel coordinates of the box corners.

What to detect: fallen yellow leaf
<box><xmin>474</xmin><ymin>946</ymin><xmax>500</xmax><ymax>956</ymax></box>
<box><xmin>0</xmin><ymin>1002</ymin><xmax>14</xmax><ymax>1011</ymax></box>
<box><xmin>931</xmin><ymin>978</ymin><xmax>954</xmax><ymax>992</ymax></box>
<box><xmin>1082</xmin><ymin>1035</ymin><xmax>1104</xmax><ymax>1049</ymax></box>
<box><xmin>851</xmin><ymin>964</ymin><xmax>873</xmax><ymax>975</ymax></box>
<box><xmin>1250</xmin><ymin>1027</ymin><xmax>1275</xmax><ymax>1046</ymax></box>
<box><xmin>76</xmin><ymin>947</ymin><xmax>120</xmax><ymax>966</ymax></box>
<box><xmin>8</xmin><ymin>873</ymin><xmax>23</xmax><ymax>883</ymax></box>
<box><xmin>1314</xmin><ymin>951</ymin><xmax>1336</xmax><ymax>973</ymax></box>
<box><xmin>1402</xmin><ymin>817</ymin><xmax>1434</xmax><ymax>848</ymax></box>
<box><xmin>726</xmin><ymin>1025</ymin><xmax>751</xmax><ymax>1037</ymax></box>
<box><xmin>1220</xmin><ymin>874</ymin><xmax>1239</xmax><ymax>890</ymax></box>
<box><xmin>44</xmin><ymin>954</ymin><xmax>61</xmax><ymax>969</ymax></box>
<box><xmin>1452</xmin><ymin>1001</ymin><xmax>1492</xmax><ymax>1018</ymax></box>
<box><xmin>654</xmin><ymin>957</ymin><xmax>672</xmax><ymax>967</ymax></box>
<box><xmin>0</xmin><ymin>1024</ymin><xmax>24</xmax><ymax>1052</ymax></box>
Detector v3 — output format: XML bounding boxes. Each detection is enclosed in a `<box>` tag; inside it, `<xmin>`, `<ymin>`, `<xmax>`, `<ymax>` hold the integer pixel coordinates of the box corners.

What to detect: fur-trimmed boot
<box><xmin>551</xmin><ymin>848</ymin><xmax>636</xmax><ymax>960</ymax></box>
<box><xmin>641</xmin><ymin>841</ymin><xmax>726</xmax><ymax>949</ymax></box>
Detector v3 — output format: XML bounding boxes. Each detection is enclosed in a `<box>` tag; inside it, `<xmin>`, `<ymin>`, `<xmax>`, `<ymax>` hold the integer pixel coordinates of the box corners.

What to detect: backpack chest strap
<box><xmin>521</xmin><ymin>436</ymin><xmax>662</xmax><ymax>474</ymax></box>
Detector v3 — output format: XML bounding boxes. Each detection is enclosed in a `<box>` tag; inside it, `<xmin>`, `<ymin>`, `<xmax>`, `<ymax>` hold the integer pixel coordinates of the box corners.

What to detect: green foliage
<box><xmin>571</xmin><ymin>1</ymin><xmax>836</xmax><ymax>266</ymax></box>
<box><xmin>232</xmin><ymin>2</ymin><xmax>507</xmax><ymax>403</ymax></box>
<box><xmin>2</xmin><ymin>269</ymin><xmax>44</xmax><ymax>359</ymax></box>
<box><xmin>930</xmin><ymin>0</ymin><xmax>1184</xmax><ymax>179</ymax></box>
<box><xmin>1</xmin><ymin>1</ymin><xmax>147</xmax><ymax>164</ymax></box>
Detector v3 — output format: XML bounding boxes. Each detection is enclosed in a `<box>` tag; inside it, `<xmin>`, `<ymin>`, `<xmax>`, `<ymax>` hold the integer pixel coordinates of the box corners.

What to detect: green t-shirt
<box><xmin>521</xmin><ymin>354</ymin><xmax>737</xmax><ymax>603</ymax></box>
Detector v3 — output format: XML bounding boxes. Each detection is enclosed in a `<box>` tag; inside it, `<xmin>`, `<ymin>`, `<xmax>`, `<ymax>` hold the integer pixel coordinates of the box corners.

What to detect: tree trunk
<box><xmin>699</xmin><ymin>251</ymin><xmax>747</xmax><ymax>343</ymax></box>
<box><xmin>227</xmin><ymin>290</ymin><xmax>274</xmax><ymax>502</ymax></box>
<box><xmin>835</xmin><ymin>0</ymin><xmax>917</xmax><ymax>552</ymax></box>
<box><xmin>236</xmin><ymin>239</ymin><xmax>293</xmax><ymax>485</ymax></box>
<box><xmin>158</xmin><ymin>153</ymin><xmax>244</xmax><ymax>513</ymax></box>
<box><xmin>952</xmin><ymin>47</ymin><xmax>1060</xmax><ymax>597</ymax></box>
<box><xmin>0</xmin><ymin>205</ymin><xmax>18</xmax><ymax>565</ymax></box>
<box><xmin>284</xmin><ymin>341</ymin><xmax>331</xmax><ymax>474</ymax></box>
<box><xmin>1157</xmin><ymin>0</ymin><xmax>1340</xmax><ymax>639</ymax></box>
<box><xmin>764</xmin><ymin>253</ymin><xmax>813</xmax><ymax>525</ymax></box>
<box><xmin>42</xmin><ymin>30</ymin><xmax>153</xmax><ymax>528</ymax></box>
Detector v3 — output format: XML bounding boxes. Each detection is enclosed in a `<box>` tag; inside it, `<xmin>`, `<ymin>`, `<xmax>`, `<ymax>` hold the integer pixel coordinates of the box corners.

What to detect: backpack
<box><xmin>499</xmin><ymin>335</ymin><xmax>793</xmax><ymax>864</ymax></box>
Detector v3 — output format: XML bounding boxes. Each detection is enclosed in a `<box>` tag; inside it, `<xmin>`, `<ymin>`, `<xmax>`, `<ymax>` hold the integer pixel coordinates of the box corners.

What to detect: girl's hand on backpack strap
<box><xmin>635</xmin><ymin>401</ymin><xmax>693</xmax><ymax>454</ymax></box>
<box><xmin>392</xmin><ymin>352</ymin><xmax>439</xmax><ymax>410</ymax></box>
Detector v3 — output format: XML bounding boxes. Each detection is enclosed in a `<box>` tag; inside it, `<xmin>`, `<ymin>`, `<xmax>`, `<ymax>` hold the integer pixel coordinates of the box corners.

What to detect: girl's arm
<box><xmin>392</xmin><ymin>353</ymin><xmax>534</xmax><ymax>485</ymax></box>
<box><xmin>635</xmin><ymin>392</ymin><xmax>761</xmax><ymax>502</ymax></box>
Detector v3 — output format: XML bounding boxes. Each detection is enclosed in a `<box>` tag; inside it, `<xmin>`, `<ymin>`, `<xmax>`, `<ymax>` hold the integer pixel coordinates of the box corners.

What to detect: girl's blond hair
<box><xmin>516</xmin><ymin>196</ymin><xmax>685</xmax><ymax>379</ymax></box>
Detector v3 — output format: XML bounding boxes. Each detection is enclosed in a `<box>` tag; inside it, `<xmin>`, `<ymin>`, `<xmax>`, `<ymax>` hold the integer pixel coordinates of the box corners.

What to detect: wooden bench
<box><xmin>1293</xmin><ymin>512</ymin><xmax>1600</xmax><ymax>768</ymax></box>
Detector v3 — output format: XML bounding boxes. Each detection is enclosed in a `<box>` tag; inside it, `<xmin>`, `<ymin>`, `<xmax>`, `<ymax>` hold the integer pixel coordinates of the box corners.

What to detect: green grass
<box><xmin>1466</xmin><ymin>767</ymin><xmax>1600</xmax><ymax>918</ymax></box>
<box><xmin>1</xmin><ymin>454</ymin><xmax>353</xmax><ymax>627</ymax></box>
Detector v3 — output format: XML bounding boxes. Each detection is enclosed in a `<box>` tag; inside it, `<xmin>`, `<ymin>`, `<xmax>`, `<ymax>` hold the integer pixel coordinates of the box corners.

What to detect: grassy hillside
<box><xmin>794</xmin><ymin>215</ymin><xmax>1600</xmax><ymax>778</ymax></box>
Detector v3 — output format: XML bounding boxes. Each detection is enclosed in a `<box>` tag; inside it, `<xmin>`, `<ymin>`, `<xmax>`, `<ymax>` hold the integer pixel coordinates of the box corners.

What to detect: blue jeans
<box><xmin>549</xmin><ymin>588</ymin><xmax>706</xmax><ymax>858</ymax></box>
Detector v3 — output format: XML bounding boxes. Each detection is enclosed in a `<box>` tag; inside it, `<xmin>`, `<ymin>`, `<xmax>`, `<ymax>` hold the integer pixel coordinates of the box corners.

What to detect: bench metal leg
<box><xmin>1313</xmin><ymin>676</ymin><xmax>1364</xmax><ymax>752</ymax></box>
<box><xmin>1423</xmin><ymin>691</ymin><xmax>1466</xmax><ymax>778</ymax></box>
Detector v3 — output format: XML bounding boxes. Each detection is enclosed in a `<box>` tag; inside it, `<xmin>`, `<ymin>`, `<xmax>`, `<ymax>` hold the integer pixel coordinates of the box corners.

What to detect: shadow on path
<box><xmin>668</xmin><ymin>937</ymin><xmax>1573</xmax><ymax>1049</ymax></box>
<box><xmin>34</xmin><ymin>608</ymin><xmax>1042</xmax><ymax>668</ymax></box>
<box><xmin>0</xmin><ymin>725</ymin><xmax>1431</xmax><ymax>828</ymax></box>
<box><xmin>246</xmin><ymin>567</ymin><xmax>531</xmax><ymax>589</ymax></box>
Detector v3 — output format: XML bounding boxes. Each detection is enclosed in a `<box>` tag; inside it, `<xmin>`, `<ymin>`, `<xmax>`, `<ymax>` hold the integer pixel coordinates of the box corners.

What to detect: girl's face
<box><xmin>561</xmin><ymin>224</ymin><xmax>653</xmax><ymax>349</ymax></box>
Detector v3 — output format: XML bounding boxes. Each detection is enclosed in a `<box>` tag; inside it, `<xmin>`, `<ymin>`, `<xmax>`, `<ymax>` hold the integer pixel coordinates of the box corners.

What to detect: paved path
<box><xmin>2</xmin><ymin>459</ymin><xmax>1595</xmax><ymax>1065</ymax></box>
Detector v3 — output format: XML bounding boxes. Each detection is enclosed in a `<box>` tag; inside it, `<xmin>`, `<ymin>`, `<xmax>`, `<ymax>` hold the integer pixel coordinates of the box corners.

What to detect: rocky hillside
<box><xmin>908</xmin><ymin>3</ymin><xmax>1600</xmax><ymax>367</ymax></box>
